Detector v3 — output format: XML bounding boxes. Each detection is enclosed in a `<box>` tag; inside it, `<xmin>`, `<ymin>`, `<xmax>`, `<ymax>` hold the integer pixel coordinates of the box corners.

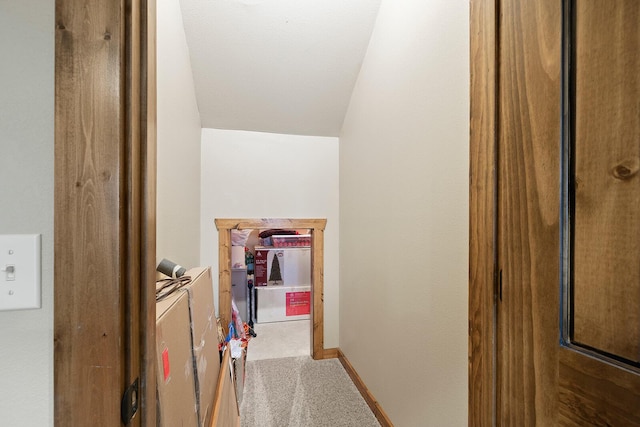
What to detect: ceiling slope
<box><xmin>180</xmin><ymin>0</ymin><xmax>382</xmax><ymax>137</ymax></box>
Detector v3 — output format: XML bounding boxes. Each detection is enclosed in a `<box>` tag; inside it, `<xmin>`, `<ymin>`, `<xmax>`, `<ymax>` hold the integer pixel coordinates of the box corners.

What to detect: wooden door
<box><xmin>470</xmin><ymin>0</ymin><xmax>640</xmax><ymax>425</ymax></box>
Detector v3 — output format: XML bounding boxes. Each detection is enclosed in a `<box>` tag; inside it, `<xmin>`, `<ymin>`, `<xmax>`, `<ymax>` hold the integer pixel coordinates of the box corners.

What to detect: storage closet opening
<box><xmin>215</xmin><ymin>218</ymin><xmax>327</xmax><ymax>360</ymax></box>
<box><xmin>232</xmin><ymin>228</ymin><xmax>312</xmax><ymax>361</ymax></box>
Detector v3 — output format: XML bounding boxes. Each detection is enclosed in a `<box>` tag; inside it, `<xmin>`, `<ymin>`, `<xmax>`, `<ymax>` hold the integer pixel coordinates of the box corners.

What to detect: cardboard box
<box><xmin>286</xmin><ymin>291</ymin><xmax>311</xmax><ymax>316</ymax></box>
<box><xmin>256</xmin><ymin>285</ymin><xmax>311</xmax><ymax>323</ymax></box>
<box><xmin>156</xmin><ymin>267</ymin><xmax>221</xmax><ymax>427</ymax></box>
<box><xmin>156</xmin><ymin>291</ymin><xmax>199</xmax><ymax>427</ymax></box>
<box><xmin>254</xmin><ymin>247</ymin><xmax>311</xmax><ymax>287</ymax></box>
<box><xmin>182</xmin><ymin>267</ymin><xmax>220</xmax><ymax>427</ymax></box>
<box><xmin>254</xmin><ymin>248</ymin><xmax>269</xmax><ymax>287</ymax></box>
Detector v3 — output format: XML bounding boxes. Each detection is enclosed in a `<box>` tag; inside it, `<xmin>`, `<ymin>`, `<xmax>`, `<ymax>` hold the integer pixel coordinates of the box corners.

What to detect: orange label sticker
<box><xmin>162</xmin><ymin>348</ymin><xmax>170</xmax><ymax>382</ymax></box>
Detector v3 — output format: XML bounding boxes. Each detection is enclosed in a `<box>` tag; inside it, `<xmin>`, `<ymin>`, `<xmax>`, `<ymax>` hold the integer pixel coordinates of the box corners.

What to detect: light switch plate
<box><xmin>0</xmin><ymin>234</ymin><xmax>41</xmax><ymax>311</ymax></box>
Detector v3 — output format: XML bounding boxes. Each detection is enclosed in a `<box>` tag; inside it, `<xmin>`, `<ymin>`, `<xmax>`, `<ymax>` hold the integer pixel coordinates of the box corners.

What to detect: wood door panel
<box><xmin>471</xmin><ymin>0</ymin><xmax>640</xmax><ymax>424</ymax></box>
<box><xmin>55</xmin><ymin>1</ymin><xmax>125</xmax><ymax>424</ymax></box>
<box><xmin>497</xmin><ymin>0</ymin><xmax>561</xmax><ymax>424</ymax></box>
<box><xmin>559</xmin><ymin>348</ymin><xmax>640</xmax><ymax>426</ymax></box>
<box><xmin>572</xmin><ymin>0</ymin><xmax>640</xmax><ymax>363</ymax></box>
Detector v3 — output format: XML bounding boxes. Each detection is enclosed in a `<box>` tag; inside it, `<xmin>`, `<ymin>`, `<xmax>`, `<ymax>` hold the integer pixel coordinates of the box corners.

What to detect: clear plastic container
<box><xmin>271</xmin><ymin>234</ymin><xmax>311</xmax><ymax>248</ymax></box>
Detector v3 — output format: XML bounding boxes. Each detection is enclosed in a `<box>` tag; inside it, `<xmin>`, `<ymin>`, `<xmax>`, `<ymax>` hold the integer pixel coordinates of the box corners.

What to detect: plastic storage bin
<box><xmin>271</xmin><ymin>234</ymin><xmax>311</xmax><ymax>248</ymax></box>
<box><xmin>256</xmin><ymin>285</ymin><xmax>311</xmax><ymax>323</ymax></box>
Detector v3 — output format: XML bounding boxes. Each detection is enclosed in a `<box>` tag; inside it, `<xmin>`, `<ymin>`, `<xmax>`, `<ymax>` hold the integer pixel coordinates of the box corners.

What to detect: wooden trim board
<box><xmin>321</xmin><ymin>348</ymin><xmax>340</xmax><ymax>359</ymax></box>
<box><xmin>469</xmin><ymin>0</ymin><xmax>498</xmax><ymax>425</ymax></box>
<box><xmin>210</xmin><ymin>347</ymin><xmax>240</xmax><ymax>427</ymax></box>
<box><xmin>215</xmin><ymin>218</ymin><xmax>327</xmax><ymax>360</ymax></box>
<box><xmin>140</xmin><ymin>0</ymin><xmax>158</xmax><ymax>423</ymax></box>
<box><xmin>337</xmin><ymin>349</ymin><xmax>394</xmax><ymax>427</ymax></box>
<box><xmin>215</xmin><ymin>218</ymin><xmax>327</xmax><ymax>231</ymax></box>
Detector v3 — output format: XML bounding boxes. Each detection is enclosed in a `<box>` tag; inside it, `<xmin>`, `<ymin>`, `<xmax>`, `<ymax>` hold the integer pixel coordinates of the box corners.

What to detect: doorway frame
<box><xmin>469</xmin><ymin>0</ymin><xmax>497</xmax><ymax>425</ymax></box>
<box><xmin>54</xmin><ymin>0</ymin><xmax>156</xmax><ymax>424</ymax></box>
<box><xmin>215</xmin><ymin>218</ymin><xmax>328</xmax><ymax>360</ymax></box>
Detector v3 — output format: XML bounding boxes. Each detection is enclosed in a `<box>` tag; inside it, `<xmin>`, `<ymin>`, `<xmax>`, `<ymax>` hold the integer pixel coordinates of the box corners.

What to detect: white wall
<box><xmin>339</xmin><ymin>0</ymin><xmax>469</xmax><ymax>425</ymax></box>
<box><xmin>200</xmin><ymin>128</ymin><xmax>340</xmax><ymax>347</ymax></box>
<box><xmin>0</xmin><ymin>1</ymin><xmax>54</xmax><ymax>425</ymax></box>
<box><xmin>157</xmin><ymin>0</ymin><xmax>202</xmax><ymax>268</ymax></box>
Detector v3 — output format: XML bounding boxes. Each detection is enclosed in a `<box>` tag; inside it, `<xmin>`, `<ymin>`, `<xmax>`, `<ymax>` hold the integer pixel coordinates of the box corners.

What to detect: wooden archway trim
<box><xmin>215</xmin><ymin>218</ymin><xmax>327</xmax><ymax>359</ymax></box>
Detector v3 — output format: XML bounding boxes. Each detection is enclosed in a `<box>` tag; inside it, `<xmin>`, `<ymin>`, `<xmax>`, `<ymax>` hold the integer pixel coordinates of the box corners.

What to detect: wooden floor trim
<box><xmin>337</xmin><ymin>349</ymin><xmax>393</xmax><ymax>427</ymax></box>
<box><xmin>321</xmin><ymin>348</ymin><xmax>340</xmax><ymax>359</ymax></box>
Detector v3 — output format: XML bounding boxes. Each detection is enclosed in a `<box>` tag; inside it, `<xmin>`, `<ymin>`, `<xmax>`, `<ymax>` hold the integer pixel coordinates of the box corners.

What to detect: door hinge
<box><xmin>494</xmin><ymin>268</ymin><xmax>503</xmax><ymax>302</ymax></box>
<box><xmin>121</xmin><ymin>377</ymin><xmax>139</xmax><ymax>425</ymax></box>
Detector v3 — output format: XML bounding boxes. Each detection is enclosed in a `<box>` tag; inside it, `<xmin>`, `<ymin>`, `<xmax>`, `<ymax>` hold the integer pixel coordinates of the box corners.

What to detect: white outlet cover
<box><xmin>0</xmin><ymin>234</ymin><xmax>41</xmax><ymax>311</ymax></box>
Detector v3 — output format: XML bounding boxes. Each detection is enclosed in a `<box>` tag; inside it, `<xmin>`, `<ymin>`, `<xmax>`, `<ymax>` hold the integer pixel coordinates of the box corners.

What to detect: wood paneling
<box><xmin>572</xmin><ymin>0</ymin><xmax>640</xmax><ymax>362</ymax></box>
<box><xmin>55</xmin><ymin>0</ymin><xmax>155</xmax><ymax>424</ymax></box>
<box><xmin>55</xmin><ymin>2</ymin><xmax>125</xmax><ymax>424</ymax></box>
<box><xmin>215</xmin><ymin>218</ymin><xmax>327</xmax><ymax>360</ymax></box>
<box><xmin>497</xmin><ymin>0</ymin><xmax>561</xmax><ymax>424</ymax></box>
<box><xmin>468</xmin><ymin>0</ymin><xmax>498</xmax><ymax>425</ymax></box>
<box><xmin>558</xmin><ymin>347</ymin><xmax>640</xmax><ymax>426</ymax></box>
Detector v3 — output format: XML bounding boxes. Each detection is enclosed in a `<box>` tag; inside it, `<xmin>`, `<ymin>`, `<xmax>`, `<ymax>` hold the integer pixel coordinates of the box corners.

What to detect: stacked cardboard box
<box><xmin>156</xmin><ymin>291</ymin><xmax>198</xmax><ymax>426</ymax></box>
<box><xmin>254</xmin><ymin>247</ymin><xmax>311</xmax><ymax>287</ymax></box>
<box><xmin>156</xmin><ymin>267</ymin><xmax>221</xmax><ymax>427</ymax></box>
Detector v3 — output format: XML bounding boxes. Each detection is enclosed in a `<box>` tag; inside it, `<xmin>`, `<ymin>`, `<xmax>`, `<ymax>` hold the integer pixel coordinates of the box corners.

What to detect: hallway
<box><xmin>240</xmin><ymin>321</ymin><xmax>380</xmax><ymax>426</ymax></box>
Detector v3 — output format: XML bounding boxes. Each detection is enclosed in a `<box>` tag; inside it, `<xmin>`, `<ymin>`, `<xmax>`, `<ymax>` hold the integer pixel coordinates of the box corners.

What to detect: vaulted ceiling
<box><xmin>179</xmin><ymin>0</ymin><xmax>382</xmax><ymax>137</ymax></box>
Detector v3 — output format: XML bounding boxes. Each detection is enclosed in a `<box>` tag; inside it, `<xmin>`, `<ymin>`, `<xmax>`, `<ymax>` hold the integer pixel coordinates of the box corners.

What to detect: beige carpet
<box><xmin>240</xmin><ymin>356</ymin><xmax>380</xmax><ymax>427</ymax></box>
<box><xmin>247</xmin><ymin>320</ymin><xmax>310</xmax><ymax>361</ymax></box>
